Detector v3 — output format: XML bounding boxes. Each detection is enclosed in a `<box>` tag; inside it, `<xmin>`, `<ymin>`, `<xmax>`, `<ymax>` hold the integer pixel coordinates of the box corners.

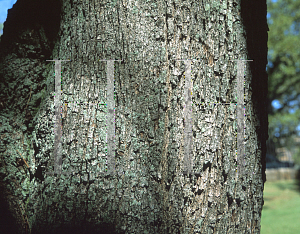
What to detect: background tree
<box><xmin>266</xmin><ymin>0</ymin><xmax>300</xmax><ymax>164</ymax></box>
<box><xmin>0</xmin><ymin>22</ymin><xmax>3</xmax><ymax>42</ymax></box>
<box><xmin>0</xmin><ymin>22</ymin><xmax>3</xmax><ymax>34</ymax></box>
<box><xmin>0</xmin><ymin>0</ymin><xmax>268</xmax><ymax>233</ymax></box>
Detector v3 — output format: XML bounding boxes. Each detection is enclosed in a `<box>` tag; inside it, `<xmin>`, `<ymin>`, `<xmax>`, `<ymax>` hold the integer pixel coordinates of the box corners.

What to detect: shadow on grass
<box><xmin>271</xmin><ymin>168</ymin><xmax>300</xmax><ymax>194</ymax></box>
<box><xmin>295</xmin><ymin>169</ymin><xmax>300</xmax><ymax>193</ymax></box>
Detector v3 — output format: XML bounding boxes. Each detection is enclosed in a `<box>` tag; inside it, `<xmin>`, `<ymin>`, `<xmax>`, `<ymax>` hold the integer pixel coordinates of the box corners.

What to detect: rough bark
<box><xmin>0</xmin><ymin>0</ymin><xmax>268</xmax><ymax>233</ymax></box>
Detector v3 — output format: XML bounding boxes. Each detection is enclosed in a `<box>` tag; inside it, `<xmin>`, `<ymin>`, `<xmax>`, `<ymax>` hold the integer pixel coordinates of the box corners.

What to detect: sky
<box><xmin>0</xmin><ymin>0</ymin><xmax>299</xmax><ymax>135</ymax></box>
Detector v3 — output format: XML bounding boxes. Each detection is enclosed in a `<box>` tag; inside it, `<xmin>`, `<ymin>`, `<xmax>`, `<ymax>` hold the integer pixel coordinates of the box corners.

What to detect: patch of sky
<box><xmin>272</xmin><ymin>100</ymin><xmax>282</xmax><ymax>109</ymax></box>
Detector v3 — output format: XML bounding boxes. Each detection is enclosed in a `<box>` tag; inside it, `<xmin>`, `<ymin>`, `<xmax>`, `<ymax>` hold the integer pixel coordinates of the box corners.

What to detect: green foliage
<box><xmin>267</xmin><ymin>0</ymin><xmax>300</xmax><ymax>162</ymax></box>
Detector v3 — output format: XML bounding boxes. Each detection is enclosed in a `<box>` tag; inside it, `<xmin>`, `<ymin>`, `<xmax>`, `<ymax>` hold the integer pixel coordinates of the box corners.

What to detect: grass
<box><xmin>261</xmin><ymin>179</ymin><xmax>300</xmax><ymax>234</ymax></box>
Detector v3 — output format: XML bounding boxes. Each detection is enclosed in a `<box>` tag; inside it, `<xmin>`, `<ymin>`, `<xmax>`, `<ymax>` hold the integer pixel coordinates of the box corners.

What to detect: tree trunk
<box><xmin>0</xmin><ymin>0</ymin><xmax>268</xmax><ymax>233</ymax></box>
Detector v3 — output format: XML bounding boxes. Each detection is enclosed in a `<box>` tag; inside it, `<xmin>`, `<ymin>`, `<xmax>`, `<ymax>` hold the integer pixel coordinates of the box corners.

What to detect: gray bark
<box><xmin>0</xmin><ymin>0</ymin><xmax>268</xmax><ymax>233</ymax></box>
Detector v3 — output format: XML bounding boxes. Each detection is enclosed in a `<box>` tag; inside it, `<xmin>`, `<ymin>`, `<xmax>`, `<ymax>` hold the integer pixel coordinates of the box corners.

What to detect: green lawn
<box><xmin>261</xmin><ymin>179</ymin><xmax>300</xmax><ymax>234</ymax></box>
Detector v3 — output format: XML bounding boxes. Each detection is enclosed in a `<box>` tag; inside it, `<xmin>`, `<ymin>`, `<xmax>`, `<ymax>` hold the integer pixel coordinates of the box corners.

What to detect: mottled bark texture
<box><xmin>0</xmin><ymin>0</ymin><xmax>268</xmax><ymax>233</ymax></box>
